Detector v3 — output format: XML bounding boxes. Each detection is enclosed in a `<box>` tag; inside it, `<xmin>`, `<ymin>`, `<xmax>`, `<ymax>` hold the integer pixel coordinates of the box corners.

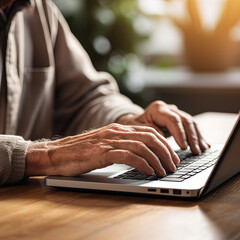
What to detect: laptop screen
<box><xmin>201</xmin><ymin>114</ymin><xmax>240</xmax><ymax>196</ymax></box>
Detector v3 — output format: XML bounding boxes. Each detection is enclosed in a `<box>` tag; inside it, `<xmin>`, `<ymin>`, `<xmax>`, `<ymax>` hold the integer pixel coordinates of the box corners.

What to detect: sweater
<box><xmin>0</xmin><ymin>0</ymin><xmax>144</xmax><ymax>185</ymax></box>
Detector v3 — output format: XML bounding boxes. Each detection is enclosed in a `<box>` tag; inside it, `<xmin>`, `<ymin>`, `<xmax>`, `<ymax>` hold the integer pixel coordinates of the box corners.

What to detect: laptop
<box><xmin>45</xmin><ymin>114</ymin><xmax>240</xmax><ymax>199</ymax></box>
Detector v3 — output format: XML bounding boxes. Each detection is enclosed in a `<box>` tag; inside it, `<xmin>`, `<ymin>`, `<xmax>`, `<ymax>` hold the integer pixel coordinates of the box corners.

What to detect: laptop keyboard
<box><xmin>114</xmin><ymin>148</ymin><xmax>220</xmax><ymax>182</ymax></box>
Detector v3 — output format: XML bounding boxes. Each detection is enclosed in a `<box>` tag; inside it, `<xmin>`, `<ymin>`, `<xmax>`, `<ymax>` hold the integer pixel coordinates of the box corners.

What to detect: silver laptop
<box><xmin>45</xmin><ymin>114</ymin><xmax>240</xmax><ymax>199</ymax></box>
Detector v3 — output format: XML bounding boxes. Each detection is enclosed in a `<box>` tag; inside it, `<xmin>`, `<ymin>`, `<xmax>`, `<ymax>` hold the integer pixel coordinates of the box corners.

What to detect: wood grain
<box><xmin>0</xmin><ymin>113</ymin><xmax>239</xmax><ymax>240</ymax></box>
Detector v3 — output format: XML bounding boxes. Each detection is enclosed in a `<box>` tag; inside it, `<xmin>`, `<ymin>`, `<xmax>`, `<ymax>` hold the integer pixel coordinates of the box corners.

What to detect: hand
<box><xmin>25</xmin><ymin>123</ymin><xmax>180</xmax><ymax>178</ymax></box>
<box><xmin>117</xmin><ymin>101</ymin><xmax>209</xmax><ymax>154</ymax></box>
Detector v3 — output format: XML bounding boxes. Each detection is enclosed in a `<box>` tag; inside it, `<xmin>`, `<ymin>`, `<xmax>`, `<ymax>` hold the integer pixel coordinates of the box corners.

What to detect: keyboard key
<box><xmin>198</xmin><ymin>166</ymin><xmax>208</xmax><ymax>170</ymax></box>
<box><xmin>131</xmin><ymin>174</ymin><xmax>149</xmax><ymax>180</ymax></box>
<box><xmin>187</xmin><ymin>172</ymin><xmax>197</xmax><ymax>176</ymax></box>
<box><xmin>163</xmin><ymin>175</ymin><xmax>182</xmax><ymax>178</ymax></box>
<box><xmin>189</xmin><ymin>163</ymin><xmax>203</xmax><ymax>168</ymax></box>
<box><xmin>171</xmin><ymin>172</ymin><xmax>186</xmax><ymax>177</ymax></box>
<box><xmin>181</xmin><ymin>175</ymin><xmax>191</xmax><ymax>179</ymax></box>
<box><xmin>193</xmin><ymin>169</ymin><xmax>202</xmax><ymax>173</ymax></box>
<box><xmin>113</xmin><ymin>148</ymin><xmax>219</xmax><ymax>181</ymax></box>
<box><xmin>182</xmin><ymin>167</ymin><xmax>198</xmax><ymax>171</ymax></box>
<box><xmin>160</xmin><ymin>177</ymin><xmax>184</xmax><ymax>182</ymax></box>
<box><xmin>146</xmin><ymin>175</ymin><xmax>158</xmax><ymax>180</ymax></box>
<box><xmin>177</xmin><ymin>169</ymin><xmax>192</xmax><ymax>174</ymax></box>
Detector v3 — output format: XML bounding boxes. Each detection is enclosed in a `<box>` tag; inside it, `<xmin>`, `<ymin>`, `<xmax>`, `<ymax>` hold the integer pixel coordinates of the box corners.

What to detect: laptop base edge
<box><xmin>45</xmin><ymin>177</ymin><xmax>201</xmax><ymax>199</ymax></box>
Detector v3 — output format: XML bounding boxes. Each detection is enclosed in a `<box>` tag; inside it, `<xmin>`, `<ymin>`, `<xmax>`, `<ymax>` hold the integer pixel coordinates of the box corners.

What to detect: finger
<box><xmin>103</xmin><ymin>123</ymin><xmax>180</xmax><ymax>165</ymax></box>
<box><xmin>142</xmin><ymin>123</ymin><xmax>166</xmax><ymax>137</ymax></box>
<box><xmin>161</xmin><ymin>111</ymin><xmax>188</xmax><ymax>150</ymax></box>
<box><xmin>102</xmin><ymin>124</ymin><xmax>179</xmax><ymax>170</ymax></box>
<box><xmin>169</xmin><ymin>107</ymin><xmax>209</xmax><ymax>151</ymax></box>
<box><xmin>141</xmin><ymin>102</ymin><xmax>188</xmax><ymax>149</ymax></box>
<box><xmin>108</xmin><ymin>149</ymin><xmax>155</xmax><ymax>176</ymax></box>
<box><xmin>125</xmin><ymin>125</ymin><xmax>180</xmax><ymax>165</ymax></box>
<box><xmin>194</xmin><ymin>122</ymin><xmax>211</xmax><ymax>150</ymax></box>
<box><xmin>182</xmin><ymin>118</ymin><xmax>201</xmax><ymax>154</ymax></box>
<box><xmin>99</xmin><ymin>124</ymin><xmax>178</xmax><ymax>172</ymax></box>
<box><xmin>167</xmin><ymin>104</ymin><xmax>179</xmax><ymax>111</ymax></box>
<box><xmin>116</xmin><ymin>131</ymin><xmax>177</xmax><ymax>173</ymax></box>
<box><xmin>173</xmin><ymin>110</ymin><xmax>201</xmax><ymax>154</ymax></box>
<box><xmin>106</xmin><ymin>139</ymin><xmax>166</xmax><ymax>176</ymax></box>
<box><xmin>141</xmin><ymin>122</ymin><xmax>171</xmax><ymax>138</ymax></box>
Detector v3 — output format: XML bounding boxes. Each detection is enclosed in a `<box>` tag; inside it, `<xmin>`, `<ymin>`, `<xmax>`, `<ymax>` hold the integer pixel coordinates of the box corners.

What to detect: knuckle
<box><xmin>148</xmin><ymin>126</ymin><xmax>158</xmax><ymax>135</ymax></box>
<box><xmin>144</xmin><ymin>125</ymin><xmax>156</xmax><ymax>132</ymax></box>
<box><xmin>146</xmin><ymin>132</ymin><xmax>159</xmax><ymax>143</ymax></box>
<box><xmin>101</xmin><ymin>128</ymin><xmax>116</xmax><ymax>137</ymax></box>
<box><xmin>168</xmin><ymin>104</ymin><xmax>178</xmax><ymax>110</ymax></box>
<box><xmin>182</xmin><ymin>116</ymin><xmax>193</xmax><ymax>126</ymax></box>
<box><xmin>141</xmin><ymin>126</ymin><xmax>156</xmax><ymax>135</ymax></box>
<box><xmin>169</xmin><ymin>114</ymin><xmax>181</xmax><ymax>124</ymax></box>
<box><xmin>122</xmin><ymin>150</ymin><xmax>132</xmax><ymax>159</ymax></box>
<box><xmin>121</xmin><ymin>151</ymin><xmax>144</xmax><ymax>167</ymax></box>
<box><xmin>146</xmin><ymin>126</ymin><xmax>163</xmax><ymax>138</ymax></box>
<box><xmin>133</xmin><ymin>141</ymin><xmax>146</xmax><ymax>150</ymax></box>
<box><xmin>151</xmin><ymin>100</ymin><xmax>165</xmax><ymax>108</ymax></box>
<box><xmin>146</xmin><ymin>123</ymin><xmax>156</xmax><ymax>129</ymax></box>
<box><xmin>109</xmin><ymin>123</ymin><xmax>121</xmax><ymax>129</ymax></box>
<box><xmin>190</xmin><ymin>133</ymin><xmax>198</xmax><ymax>141</ymax></box>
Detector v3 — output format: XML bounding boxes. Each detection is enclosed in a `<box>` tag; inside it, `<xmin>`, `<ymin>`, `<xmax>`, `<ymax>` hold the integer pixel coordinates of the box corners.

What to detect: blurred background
<box><xmin>53</xmin><ymin>0</ymin><xmax>240</xmax><ymax>115</ymax></box>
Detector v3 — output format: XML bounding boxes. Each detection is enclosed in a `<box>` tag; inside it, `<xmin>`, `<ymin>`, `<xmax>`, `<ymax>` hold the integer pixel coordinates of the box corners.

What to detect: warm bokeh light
<box><xmin>137</xmin><ymin>0</ymin><xmax>240</xmax><ymax>71</ymax></box>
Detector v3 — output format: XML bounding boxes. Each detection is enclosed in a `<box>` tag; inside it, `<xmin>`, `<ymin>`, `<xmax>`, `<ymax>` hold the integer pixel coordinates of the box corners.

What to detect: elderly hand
<box><xmin>117</xmin><ymin>101</ymin><xmax>209</xmax><ymax>155</ymax></box>
<box><xmin>25</xmin><ymin>123</ymin><xmax>180</xmax><ymax>178</ymax></box>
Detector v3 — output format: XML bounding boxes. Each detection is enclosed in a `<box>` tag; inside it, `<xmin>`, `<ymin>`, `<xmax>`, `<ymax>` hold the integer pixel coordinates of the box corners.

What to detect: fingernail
<box><xmin>202</xmin><ymin>140</ymin><xmax>209</xmax><ymax>150</ymax></box>
<box><xmin>183</xmin><ymin>140</ymin><xmax>188</xmax><ymax>149</ymax></box>
<box><xmin>159</xmin><ymin>169</ymin><xmax>166</xmax><ymax>177</ymax></box>
<box><xmin>174</xmin><ymin>152</ymin><xmax>180</xmax><ymax>164</ymax></box>
<box><xmin>145</xmin><ymin>167</ymin><xmax>154</xmax><ymax>176</ymax></box>
<box><xmin>149</xmin><ymin>168</ymin><xmax>155</xmax><ymax>175</ymax></box>
<box><xmin>195</xmin><ymin>144</ymin><xmax>201</xmax><ymax>154</ymax></box>
<box><xmin>170</xmin><ymin>163</ymin><xmax>177</xmax><ymax>172</ymax></box>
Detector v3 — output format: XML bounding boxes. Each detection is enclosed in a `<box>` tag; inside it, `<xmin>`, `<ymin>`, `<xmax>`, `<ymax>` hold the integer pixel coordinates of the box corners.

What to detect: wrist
<box><xmin>25</xmin><ymin>141</ymin><xmax>52</xmax><ymax>177</ymax></box>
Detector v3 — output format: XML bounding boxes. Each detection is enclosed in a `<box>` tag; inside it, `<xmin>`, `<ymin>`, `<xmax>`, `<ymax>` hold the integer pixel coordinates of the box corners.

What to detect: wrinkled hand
<box><xmin>117</xmin><ymin>101</ymin><xmax>209</xmax><ymax>154</ymax></box>
<box><xmin>25</xmin><ymin>123</ymin><xmax>180</xmax><ymax>178</ymax></box>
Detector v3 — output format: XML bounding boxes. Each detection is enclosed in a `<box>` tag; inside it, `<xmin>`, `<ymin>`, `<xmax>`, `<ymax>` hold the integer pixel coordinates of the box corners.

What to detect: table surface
<box><xmin>1</xmin><ymin>113</ymin><xmax>239</xmax><ymax>240</ymax></box>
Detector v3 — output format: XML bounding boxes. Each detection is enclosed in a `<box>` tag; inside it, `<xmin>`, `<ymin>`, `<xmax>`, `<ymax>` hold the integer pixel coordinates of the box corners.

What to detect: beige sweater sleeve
<box><xmin>0</xmin><ymin>135</ymin><xmax>30</xmax><ymax>185</ymax></box>
<box><xmin>49</xmin><ymin>1</ymin><xmax>144</xmax><ymax>136</ymax></box>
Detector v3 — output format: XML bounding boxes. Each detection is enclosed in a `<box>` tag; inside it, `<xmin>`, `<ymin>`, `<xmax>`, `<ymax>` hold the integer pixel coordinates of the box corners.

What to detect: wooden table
<box><xmin>1</xmin><ymin>113</ymin><xmax>239</xmax><ymax>240</ymax></box>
